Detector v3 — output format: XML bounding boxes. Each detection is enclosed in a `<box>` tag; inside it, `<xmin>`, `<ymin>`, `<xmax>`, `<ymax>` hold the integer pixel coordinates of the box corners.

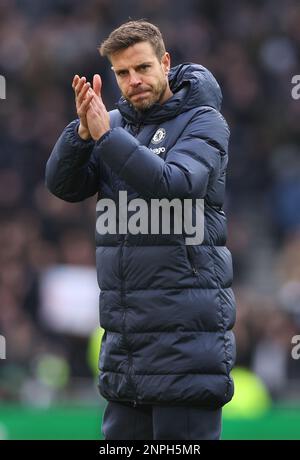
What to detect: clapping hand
<box><xmin>72</xmin><ymin>74</ymin><xmax>110</xmax><ymax>141</ymax></box>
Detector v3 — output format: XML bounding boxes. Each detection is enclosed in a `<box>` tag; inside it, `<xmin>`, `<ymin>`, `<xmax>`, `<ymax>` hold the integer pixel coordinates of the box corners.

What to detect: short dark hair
<box><xmin>99</xmin><ymin>20</ymin><xmax>166</xmax><ymax>61</ymax></box>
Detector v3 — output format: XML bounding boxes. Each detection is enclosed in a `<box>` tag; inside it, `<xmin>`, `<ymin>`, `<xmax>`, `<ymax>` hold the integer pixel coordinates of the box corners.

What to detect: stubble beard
<box><xmin>125</xmin><ymin>78</ymin><xmax>168</xmax><ymax>112</ymax></box>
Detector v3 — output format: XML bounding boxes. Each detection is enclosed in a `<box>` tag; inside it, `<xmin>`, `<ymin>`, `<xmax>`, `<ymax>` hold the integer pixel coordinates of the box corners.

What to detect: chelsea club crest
<box><xmin>151</xmin><ymin>128</ymin><xmax>166</xmax><ymax>144</ymax></box>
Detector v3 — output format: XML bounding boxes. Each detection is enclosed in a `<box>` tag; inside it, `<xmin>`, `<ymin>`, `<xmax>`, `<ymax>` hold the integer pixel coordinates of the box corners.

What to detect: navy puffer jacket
<box><xmin>46</xmin><ymin>63</ymin><xmax>236</xmax><ymax>409</ymax></box>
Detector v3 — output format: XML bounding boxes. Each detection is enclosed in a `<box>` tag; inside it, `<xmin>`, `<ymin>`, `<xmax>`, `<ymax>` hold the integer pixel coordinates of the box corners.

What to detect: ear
<box><xmin>161</xmin><ymin>52</ymin><xmax>171</xmax><ymax>74</ymax></box>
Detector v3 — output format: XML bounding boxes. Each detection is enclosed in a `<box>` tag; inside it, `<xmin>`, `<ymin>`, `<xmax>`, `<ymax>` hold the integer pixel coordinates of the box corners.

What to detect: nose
<box><xmin>129</xmin><ymin>71</ymin><xmax>142</xmax><ymax>87</ymax></box>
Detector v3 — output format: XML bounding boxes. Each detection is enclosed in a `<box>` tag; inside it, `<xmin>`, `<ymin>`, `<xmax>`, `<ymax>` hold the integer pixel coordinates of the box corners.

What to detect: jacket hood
<box><xmin>116</xmin><ymin>63</ymin><xmax>223</xmax><ymax>125</ymax></box>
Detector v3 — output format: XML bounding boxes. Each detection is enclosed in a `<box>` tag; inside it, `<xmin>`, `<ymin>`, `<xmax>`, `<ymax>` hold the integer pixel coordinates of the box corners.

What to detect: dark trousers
<box><xmin>102</xmin><ymin>401</ymin><xmax>222</xmax><ymax>440</ymax></box>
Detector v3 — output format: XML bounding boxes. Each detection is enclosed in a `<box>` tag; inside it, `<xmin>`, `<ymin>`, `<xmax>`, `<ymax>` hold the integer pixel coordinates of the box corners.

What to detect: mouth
<box><xmin>130</xmin><ymin>90</ymin><xmax>150</xmax><ymax>98</ymax></box>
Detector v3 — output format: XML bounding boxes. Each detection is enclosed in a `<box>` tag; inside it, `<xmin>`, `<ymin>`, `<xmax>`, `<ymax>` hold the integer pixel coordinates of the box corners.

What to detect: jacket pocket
<box><xmin>185</xmin><ymin>245</ymin><xmax>199</xmax><ymax>276</ymax></box>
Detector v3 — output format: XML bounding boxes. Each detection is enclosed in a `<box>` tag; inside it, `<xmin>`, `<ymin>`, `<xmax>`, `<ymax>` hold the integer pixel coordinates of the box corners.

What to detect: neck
<box><xmin>159</xmin><ymin>85</ymin><xmax>173</xmax><ymax>105</ymax></box>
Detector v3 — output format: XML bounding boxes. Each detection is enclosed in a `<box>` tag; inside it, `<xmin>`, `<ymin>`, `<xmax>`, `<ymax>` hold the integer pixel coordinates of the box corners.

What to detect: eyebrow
<box><xmin>112</xmin><ymin>61</ymin><xmax>153</xmax><ymax>73</ymax></box>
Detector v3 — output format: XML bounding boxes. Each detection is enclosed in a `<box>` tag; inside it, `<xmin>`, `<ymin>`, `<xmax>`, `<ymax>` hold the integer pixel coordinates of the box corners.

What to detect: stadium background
<box><xmin>1</xmin><ymin>0</ymin><xmax>300</xmax><ymax>439</ymax></box>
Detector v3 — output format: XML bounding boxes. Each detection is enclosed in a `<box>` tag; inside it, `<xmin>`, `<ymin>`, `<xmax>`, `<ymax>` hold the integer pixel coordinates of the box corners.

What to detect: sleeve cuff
<box><xmin>66</xmin><ymin>120</ymin><xmax>95</xmax><ymax>148</ymax></box>
<box><xmin>96</xmin><ymin>130</ymin><xmax>112</xmax><ymax>145</ymax></box>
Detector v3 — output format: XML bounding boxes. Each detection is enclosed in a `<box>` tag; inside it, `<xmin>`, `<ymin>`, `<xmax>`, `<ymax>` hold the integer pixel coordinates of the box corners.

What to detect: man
<box><xmin>45</xmin><ymin>20</ymin><xmax>236</xmax><ymax>440</ymax></box>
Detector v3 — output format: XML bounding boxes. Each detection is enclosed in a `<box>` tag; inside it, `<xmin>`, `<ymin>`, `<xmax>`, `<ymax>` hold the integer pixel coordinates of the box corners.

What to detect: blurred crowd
<box><xmin>1</xmin><ymin>0</ymin><xmax>300</xmax><ymax>405</ymax></box>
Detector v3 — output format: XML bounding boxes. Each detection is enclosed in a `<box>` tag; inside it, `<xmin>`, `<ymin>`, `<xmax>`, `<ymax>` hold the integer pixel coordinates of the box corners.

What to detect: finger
<box><xmin>90</xmin><ymin>98</ymin><xmax>106</xmax><ymax>118</ymax></box>
<box><xmin>90</xmin><ymin>98</ymin><xmax>99</xmax><ymax>113</ymax></box>
<box><xmin>76</xmin><ymin>77</ymin><xmax>86</xmax><ymax>95</ymax></box>
<box><xmin>89</xmin><ymin>92</ymin><xmax>101</xmax><ymax>109</ymax></box>
<box><xmin>87</xmin><ymin>96</ymin><xmax>98</xmax><ymax>112</ymax></box>
<box><xmin>90</xmin><ymin>89</ymin><xmax>106</xmax><ymax>111</ymax></box>
<box><xmin>93</xmin><ymin>74</ymin><xmax>102</xmax><ymax>98</ymax></box>
<box><xmin>74</xmin><ymin>76</ymin><xmax>86</xmax><ymax>96</ymax></box>
<box><xmin>72</xmin><ymin>74</ymin><xmax>80</xmax><ymax>89</ymax></box>
<box><xmin>78</xmin><ymin>90</ymin><xmax>94</xmax><ymax>113</ymax></box>
<box><xmin>77</xmin><ymin>82</ymin><xmax>91</xmax><ymax>105</ymax></box>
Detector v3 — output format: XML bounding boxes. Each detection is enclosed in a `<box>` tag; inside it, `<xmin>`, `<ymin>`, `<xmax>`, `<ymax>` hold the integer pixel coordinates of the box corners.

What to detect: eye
<box><xmin>116</xmin><ymin>70</ymin><xmax>128</xmax><ymax>77</ymax></box>
<box><xmin>140</xmin><ymin>64</ymin><xmax>150</xmax><ymax>71</ymax></box>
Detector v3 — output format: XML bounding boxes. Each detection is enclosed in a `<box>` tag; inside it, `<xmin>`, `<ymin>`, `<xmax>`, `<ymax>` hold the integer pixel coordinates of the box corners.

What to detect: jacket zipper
<box><xmin>132</xmin><ymin>121</ymin><xmax>143</xmax><ymax>136</ymax></box>
<box><xmin>119</xmin><ymin>234</ymin><xmax>138</xmax><ymax>407</ymax></box>
<box><xmin>125</xmin><ymin>125</ymin><xmax>141</xmax><ymax>407</ymax></box>
<box><xmin>186</xmin><ymin>244</ymin><xmax>199</xmax><ymax>276</ymax></box>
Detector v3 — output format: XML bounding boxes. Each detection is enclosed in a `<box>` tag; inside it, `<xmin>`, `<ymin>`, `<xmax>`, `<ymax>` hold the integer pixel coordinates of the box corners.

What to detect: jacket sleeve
<box><xmin>45</xmin><ymin>119</ymin><xmax>99</xmax><ymax>202</ymax></box>
<box><xmin>98</xmin><ymin>108</ymin><xmax>229</xmax><ymax>200</ymax></box>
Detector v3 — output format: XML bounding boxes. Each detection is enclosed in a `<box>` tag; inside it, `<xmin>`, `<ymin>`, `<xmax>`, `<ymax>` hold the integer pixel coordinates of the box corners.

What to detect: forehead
<box><xmin>111</xmin><ymin>42</ymin><xmax>158</xmax><ymax>69</ymax></box>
